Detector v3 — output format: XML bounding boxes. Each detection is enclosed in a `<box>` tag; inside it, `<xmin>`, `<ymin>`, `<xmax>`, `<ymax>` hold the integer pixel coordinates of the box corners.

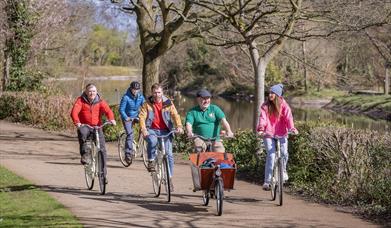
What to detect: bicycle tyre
<box><xmin>141</xmin><ymin>139</ymin><xmax>149</xmax><ymax>169</ymax></box>
<box><xmin>118</xmin><ymin>132</ymin><xmax>131</xmax><ymax>167</ymax></box>
<box><xmin>202</xmin><ymin>190</ymin><xmax>209</xmax><ymax>206</ymax></box>
<box><xmin>97</xmin><ymin>150</ymin><xmax>106</xmax><ymax>195</ymax></box>
<box><xmin>84</xmin><ymin>142</ymin><xmax>95</xmax><ymax>190</ymax></box>
<box><xmin>215</xmin><ymin>177</ymin><xmax>224</xmax><ymax>216</ymax></box>
<box><xmin>152</xmin><ymin>160</ymin><xmax>162</xmax><ymax>197</ymax></box>
<box><xmin>278</xmin><ymin>157</ymin><xmax>283</xmax><ymax>206</ymax></box>
<box><xmin>163</xmin><ymin>157</ymin><xmax>171</xmax><ymax>202</ymax></box>
<box><xmin>270</xmin><ymin>161</ymin><xmax>278</xmax><ymax>201</ymax></box>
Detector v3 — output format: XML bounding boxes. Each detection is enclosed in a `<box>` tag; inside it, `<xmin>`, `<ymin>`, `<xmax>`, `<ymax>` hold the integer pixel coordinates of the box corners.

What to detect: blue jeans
<box><xmin>122</xmin><ymin>120</ymin><xmax>134</xmax><ymax>155</ymax></box>
<box><xmin>145</xmin><ymin>129</ymin><xmax>174</xmax><ymax>177</ymax></box>
<box><xmin>263</xmin><ymin>137</ymin><xmax>288</xmax><ymax>184</ymax></box>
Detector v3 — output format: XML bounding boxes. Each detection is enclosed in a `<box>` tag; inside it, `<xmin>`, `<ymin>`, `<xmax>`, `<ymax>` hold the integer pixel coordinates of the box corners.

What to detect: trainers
<box><xmin>283</xmin><ymin>171</ymin><xmax>289</xmax><ymax>182</ymax></box>
<box><xmin>147</xmin><ymin>161</ymin><xmax>155</xmax><ymax>172</ymax></box>
<box><xmin>262</xmin><ymin>183</ymin><xmax>271</xmax><ymax>191</ymax></box>
<box><xmin>169</xmin><ymin>178</ymin><xmax>174</xmax><ymax>192</ymax></box>
<box><xmin>124</xmin><ymin>153</ymin><xmax>133</xmax><ymax>165</ymax></box>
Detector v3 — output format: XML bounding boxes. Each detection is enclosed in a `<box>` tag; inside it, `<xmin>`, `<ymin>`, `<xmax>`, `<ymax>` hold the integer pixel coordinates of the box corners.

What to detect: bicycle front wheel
<box><xmin>152</xmin><ymin>160</ymin><xmax>162</xmax><ymax>197</ymax></box>
<box><xmin>202</xmin><ymin>190</ymin><xmax>209</xmax><ymax>206</ymax></box>
<box><xmin>140</xmin><ymin>139</ymin><xmax>149</xmax><ymax>169</ymax></box>
<box><xmin>118</xmin><ymin>132</ymin><xmax>131</xmax><ymax>167</ymax></box>
<box><xmin>277</xmin><ymin>157</ymin><xmax>284</xmax><ymax>206</ymax></box>
<box><xmin>97</xmin><ymin>150</ymin><xmax>107</xmax><ymax>195</ymax></box>
<box><xmin>84</xmin><ymin>142</ymin><xmax>95</xmax><ymax>190</ymax></box>
<box><xmin>215</xmin><ymin>177</ymin><xmax>224</xmax><ymax>216</ymax></box>
<box><xmin>162</xmin><ymin>157</ymin><xmax>171</xmax><ymax>202</ymax></box>
<box><xmin>271</xmin><ymin>160</ymin><xmax>278</xmax><ymax>201</ymax></box>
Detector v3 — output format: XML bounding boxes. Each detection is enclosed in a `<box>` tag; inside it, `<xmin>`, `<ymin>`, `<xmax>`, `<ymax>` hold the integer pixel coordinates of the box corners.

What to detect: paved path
<box><xmin>0</xmin><ymin>121</ymin><xmax>378</xmax><ymax>227</ymax></box>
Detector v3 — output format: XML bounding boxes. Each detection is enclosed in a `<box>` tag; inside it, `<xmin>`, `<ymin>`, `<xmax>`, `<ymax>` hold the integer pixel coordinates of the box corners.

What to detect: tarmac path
<box><xmin>0</xmin><ymin>120</ymin><xmax>378</xmax><ymax>227</ymax></box>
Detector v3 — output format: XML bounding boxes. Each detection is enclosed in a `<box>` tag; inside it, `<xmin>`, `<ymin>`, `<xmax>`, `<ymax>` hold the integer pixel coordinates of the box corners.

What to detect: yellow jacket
<box><xmin>139</xmin><ymin>95</ymin><xmax>182</xmax><ymax>131</ymax></box>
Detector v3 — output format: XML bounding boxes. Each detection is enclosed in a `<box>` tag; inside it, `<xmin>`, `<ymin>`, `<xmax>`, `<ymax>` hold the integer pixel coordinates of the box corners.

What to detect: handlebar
<box><xmin>81</xmin><ymin>122</ymin><xmax>113</xmax><ymax>130</ymax></box>
<box><xmin>257</xmin><ymin>130</ymin><xmax>297</xmax><ymax>139</ymax></box>
<box><xmin>154</xmin><ymin>130</ymin><xmax>176</xmax><ymax>138</ymax></box>
<box><xmin>190</xmin><ymin>134</ymin><xmax>233</xmax><ymax>141</ymax></box>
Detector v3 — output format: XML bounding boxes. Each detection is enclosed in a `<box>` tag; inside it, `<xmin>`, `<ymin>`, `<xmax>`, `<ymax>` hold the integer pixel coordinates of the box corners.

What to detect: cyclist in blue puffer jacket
<box><xmin>119</xmin><ymin>81</ymin><xmax>145</xmax><ymax>165</ymax></box>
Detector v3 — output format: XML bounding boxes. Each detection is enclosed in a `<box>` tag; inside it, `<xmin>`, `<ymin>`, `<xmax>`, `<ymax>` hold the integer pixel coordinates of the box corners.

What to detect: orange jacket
<box><xmin>70</xmin><ymin>93</ymin><xmax>114</xmax><ymax>126</ymax></box>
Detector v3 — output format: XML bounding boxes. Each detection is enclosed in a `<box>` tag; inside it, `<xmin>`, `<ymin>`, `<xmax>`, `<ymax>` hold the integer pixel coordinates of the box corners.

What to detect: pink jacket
<box><xmin>256</xmin><ymin>97</ymin><xmax>296</xmax><ymax>137</ymax></box>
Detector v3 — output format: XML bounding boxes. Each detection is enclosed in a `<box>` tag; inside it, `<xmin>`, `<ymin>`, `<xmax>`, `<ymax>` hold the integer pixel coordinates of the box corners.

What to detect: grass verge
<box><xmin>0</xmin><ymin>166</ymin><xmax>81</xmax><ymax>227</ymax></box>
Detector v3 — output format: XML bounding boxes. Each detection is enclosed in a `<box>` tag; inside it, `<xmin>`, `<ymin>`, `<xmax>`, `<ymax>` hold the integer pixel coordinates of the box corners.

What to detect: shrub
<box><xmin>0</xmin><ymin>92</ymin><xmax>74</xmax><ymax>130</ymax></box>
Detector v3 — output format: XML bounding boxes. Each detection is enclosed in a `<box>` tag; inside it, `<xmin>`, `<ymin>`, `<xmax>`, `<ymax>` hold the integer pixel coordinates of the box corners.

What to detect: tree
<box><xmin>110</xmin><ymin>0</ymin><xmax>196</xmax><ymax>95</ymax></box>
<box><xmin>192</xmin><ymin>0</ymin><xmax>302</xmax><ymax>130</ymax></box>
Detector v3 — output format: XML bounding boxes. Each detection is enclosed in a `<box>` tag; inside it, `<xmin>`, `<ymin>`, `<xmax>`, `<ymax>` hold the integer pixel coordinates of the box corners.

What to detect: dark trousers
<box><xmin>77</xmin><ymin>126</ymin><xmax>107</xmax><ymax>176</ymax></box>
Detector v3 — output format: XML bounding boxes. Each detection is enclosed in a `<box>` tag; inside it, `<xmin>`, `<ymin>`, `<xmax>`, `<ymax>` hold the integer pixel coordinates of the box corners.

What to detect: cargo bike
<box><xmin>189</xmin><ymin>135</ymin><xmax>236</xmax><ymax>216</ymax></box>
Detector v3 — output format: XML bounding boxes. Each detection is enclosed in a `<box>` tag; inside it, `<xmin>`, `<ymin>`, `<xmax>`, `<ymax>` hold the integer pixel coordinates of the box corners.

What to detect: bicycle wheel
<box><xmin>162</xmin><ymin>157</ymin><xmax>171</xmax><ymax>202</ymax></box>
<box><xmin>270</xmin><ymin>161</ymin><xmax>278</xmax><ymax>201</ymax></box>
<box><xmin>117</xmin><ymin>132</ymin><xmax>131</xmax><ymax>167</ymax></box>
<box><xmin>202</xmin><ymin>190</ymin><xmax>209</xmax><ymax>206</ymax></box>
<box><xmin>277</xmin><ymin>157</ymin><xmax>284</xmax><ymax>206</ymax></box>
<box><xmin>140</xmin><ymin>139</ymin><xmax>149</xmax><ymax>169</ymax></box>
<box><xmin>97</xmin><ymin>150</ymin><xmax>106</xmax><ymax>195</ymax></box>
<box><xmin>84</xmin><ymin>142</ymin><xmax>95</xmax><ymax>190</ymax></box>
<box><xmin>152</xmin><ymin>160</ymin><xmax>162</xmax><ymax>197</ymax></box>
<box><xmin>215</xmin><ymin>177</ymin><xmax>224</xmax><ymax>216</ymax></box>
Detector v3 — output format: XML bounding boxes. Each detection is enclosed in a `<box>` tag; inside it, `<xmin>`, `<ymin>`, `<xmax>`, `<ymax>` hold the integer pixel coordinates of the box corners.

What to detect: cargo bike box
<box><xmin>189</xmin><ymin>152</ymin><xmax>236</xmax><ymax>191</ymax></box>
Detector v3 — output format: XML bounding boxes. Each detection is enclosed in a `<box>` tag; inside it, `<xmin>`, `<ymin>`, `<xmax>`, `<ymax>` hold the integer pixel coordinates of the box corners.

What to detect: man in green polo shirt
<box><xmin>185</xmin><ymin>89</ymin><xmax>234</xmax><ymax>152</ymax></box>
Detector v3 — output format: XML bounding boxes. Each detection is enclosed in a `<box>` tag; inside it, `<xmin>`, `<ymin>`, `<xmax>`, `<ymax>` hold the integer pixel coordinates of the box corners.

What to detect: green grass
<box><xmin>0</xmin><ymin>166</ymin><xmax>82</xmax><ymax>227</ymax></box>
<box><xmin>333</xmin><ymin>95</ymin><xmax>391</xmax><ymax>111</ymax></box>
<box><xmin>289</xmin><ymin>89</ymin><xmax>347</xmax><ymax>99</ymax></box>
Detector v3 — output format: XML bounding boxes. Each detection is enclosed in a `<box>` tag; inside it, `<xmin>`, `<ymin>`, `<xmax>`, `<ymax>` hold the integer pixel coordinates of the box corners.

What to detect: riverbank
<box><xmin>324</xmin><ymin>95</ymin><xmax>391</xmax><ymax>121</ymax></box>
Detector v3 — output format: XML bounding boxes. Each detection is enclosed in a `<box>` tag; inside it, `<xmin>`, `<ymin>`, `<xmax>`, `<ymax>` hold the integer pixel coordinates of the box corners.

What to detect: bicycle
<box><xmin>82</xmin><ymin>122</ymin><xmax>112</xmax><ymax>195</ymax></box>
<box><xmin>189</xmin><ymin>134</ymin><xmax>235</xmax><ymax>216</ymax></box>
<box><xmin>149</xmin><ymin>130</ymin><xmax>176</xmax><ymax>202</ymax></box>
<box><xmin>117</xmin><ymin>118</ymin><xmax>148</xmax><ymax>168</ymax></box>
<box><xmin>260</xmin><ymin>132</ymin><xmax>293</xmax><ymax>206</ymax></box>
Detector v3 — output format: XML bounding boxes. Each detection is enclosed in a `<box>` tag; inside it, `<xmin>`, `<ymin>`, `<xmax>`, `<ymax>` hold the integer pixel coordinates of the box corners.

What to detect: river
<box><xmin>57</xmin><ymin>77</ymin><xmax>391</xmax><ymax>132</ymax></box>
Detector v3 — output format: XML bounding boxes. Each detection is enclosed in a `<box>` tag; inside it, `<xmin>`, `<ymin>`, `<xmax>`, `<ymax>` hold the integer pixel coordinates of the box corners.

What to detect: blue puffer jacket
<box><xmin>119</xmin><ymin>89</ymin><xmax>145</xmax><ymax>121</ymax></box>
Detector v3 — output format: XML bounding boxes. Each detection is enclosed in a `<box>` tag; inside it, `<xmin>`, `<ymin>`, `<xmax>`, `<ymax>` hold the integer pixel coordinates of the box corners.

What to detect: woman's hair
<box><xmin>266</xmin><ymin>95</ymin><xmax>281</xmax><ymax>117</ymax></box>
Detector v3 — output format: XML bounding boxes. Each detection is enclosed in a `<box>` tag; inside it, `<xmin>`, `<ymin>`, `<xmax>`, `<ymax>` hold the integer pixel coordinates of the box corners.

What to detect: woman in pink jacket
<box><xmin>256</xmin><ymin>84</ymin><xmax>298</xmax><ymax>191</ymax></box>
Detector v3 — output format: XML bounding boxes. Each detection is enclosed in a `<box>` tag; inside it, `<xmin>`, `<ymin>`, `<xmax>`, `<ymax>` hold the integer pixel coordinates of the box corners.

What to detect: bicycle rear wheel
<box><xmin>215</xmin><ymin>177</ymin><xmax>224</xmax><ymax>216</ymax></box>
<box><xmin>152</xmin><ymin>160</ymin><xmax>162</xmax><ymax>197</ymax></box>
<box><xmin>277</xmin><ymin>157</ymin><xmax>283</xmax><ymax>206</ymax></box>
<box><xmin>84</xmin><ymin>142</ymin><xmax>95</xmax><ymax>190</ymax></box>
<box><xmin>97</xmin><ymin>150</ymin><xmax>107</xmax><ymax>195</ymax></box>
<box><xmin>162</xmin><ymin>157</ymin><xmax>171</xmax><ymax>202</ymax></box>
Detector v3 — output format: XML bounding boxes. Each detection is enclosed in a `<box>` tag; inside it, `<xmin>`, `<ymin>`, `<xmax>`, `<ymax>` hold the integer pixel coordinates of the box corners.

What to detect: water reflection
<box><xmin>59</xmin><ymin>79</ymin><xmax>391</xmax><ymax>132</ymax></box>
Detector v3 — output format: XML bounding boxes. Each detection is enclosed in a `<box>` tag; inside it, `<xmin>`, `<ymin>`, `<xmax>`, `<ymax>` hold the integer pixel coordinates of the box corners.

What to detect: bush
<box><xmin>0</xmin><ymin>92</ymin><xmax>74</xmax><ymax>130</ymax></box>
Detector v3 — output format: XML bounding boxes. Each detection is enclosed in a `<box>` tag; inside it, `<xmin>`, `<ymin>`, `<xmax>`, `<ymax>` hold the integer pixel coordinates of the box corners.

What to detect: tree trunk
<box><xmin>2</xmin><ymin>54</ymin><xmax>11</xmax><ymax>91</ymax></box>
<box><xmin>302</xmin><ymin>40</ymin><xmax>308</xmax><ymax>93</ymax></box>
<box><xmin>249</xmin><ymin>42</ymin><xmax>266</xmax><ymax>131</ymax></box>
<box><xmin>385</xmin><ymin>65</ymin><xmax>390</xmax><ymax>95</ymax></box>
<box><xmin>142</xmin><ymin>55</ymin><xmax>160</xmax><ymax>96</ymax></box>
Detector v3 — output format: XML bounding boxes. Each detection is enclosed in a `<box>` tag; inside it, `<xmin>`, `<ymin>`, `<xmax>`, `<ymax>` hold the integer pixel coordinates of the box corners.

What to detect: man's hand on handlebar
<box><xmin>110</xmin><ymin>119</ymin><xmax>116</xmax><ymax>126</ymax></box>
<box><xmin>176</xmin><ymin>127</ymin><xmax>184</xmax><ymax>134</ymax></box>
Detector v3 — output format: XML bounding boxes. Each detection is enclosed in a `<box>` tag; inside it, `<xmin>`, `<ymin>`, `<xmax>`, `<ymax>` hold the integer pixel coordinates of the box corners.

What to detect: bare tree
<box><xmin>110</xmin><ymin>0</ymin><xmax>197</xmax><ymax>95</ymax></box>
<box><xmin>365</xmin><ymin>25</ymin><xmax>391</xmax><ymax>95</ymax></box>
<box><xmin>191</xmin><ymin>0</ymin><xmax>302</xmax><ymax>130</ymax></box>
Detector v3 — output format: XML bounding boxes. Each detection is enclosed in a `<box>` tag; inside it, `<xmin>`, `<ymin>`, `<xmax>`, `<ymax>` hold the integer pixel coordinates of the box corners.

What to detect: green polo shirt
<box><xmin>185</xmin><ymin>104</ymin><xmax>225</xmax><ymax>139</ymax></box>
